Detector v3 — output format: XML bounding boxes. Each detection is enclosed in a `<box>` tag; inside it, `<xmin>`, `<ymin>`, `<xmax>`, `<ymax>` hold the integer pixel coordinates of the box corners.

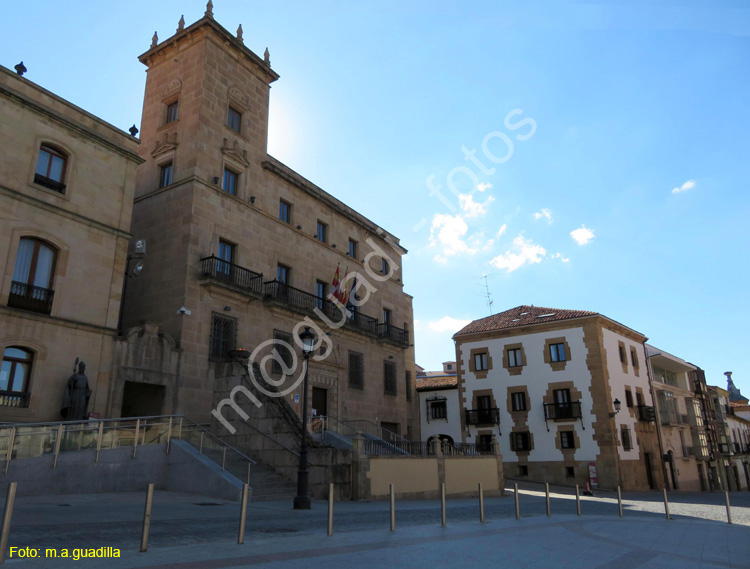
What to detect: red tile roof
<box><xmin>416</xmin><ymin>374</ymin><xmax>458</xmax><ymax>391</ymax></box>
<box><xmin>454</xmin><ymin>305</ymin><xmax>599</xmax><ymax>337</ymax></box>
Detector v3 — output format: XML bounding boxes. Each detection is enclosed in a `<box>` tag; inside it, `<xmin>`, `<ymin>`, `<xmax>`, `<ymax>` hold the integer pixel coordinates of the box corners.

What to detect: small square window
<box><xmin>316</xmin><ymin>221</ymin><xmax>327</xmax><ymax>243</ymax></box>
<box><xmin>166</xmin><ymin>101</ymin><xmax>179</xmax><ymax>124</ymax></box>
<box><xmin>550</xmin><ymin>343</ymin><xmax>566</xmax><ymax>362</ymax></box>
<box><xmin>519</xmin><ymin>465</ymin><xmax>528</xmax><ymax>476</ymax></box>
<box><xmin>227</xmin><ymin>106</ymin><xmax>242</xmax><ymax>133</ymax></box>
<box><xmin>348</xmin><ymin>239</ymin><xmax>358</xmax><ymax>258</ymax></box>
<box><xmin>560</xmin><ymin>431</ymin><xmax>575</xmax><ymax>449</ymax></box>
<box><xmin>474</xmin><ymin>352</ymin><xmax>488</xmax><ymax>371</ymax></box>
<box><xmin>381</xmin><ymin>258</ymin><xmax>390</xmax><ymax>274</ymax></box>
<box><xmin>159</xmin><ymin>161</ymin><xmax>173</xmax><ymax>188</ymax></box>
<box><xmin>508</xmin><ymin>348</ymin><xmax>522</xmax><ymax>367</ymax></box>
<box><xmin>565</xmin><ymin>466</ymin><xmax>575</xmax><ymax>478</ymax></box>
<box><xmin>511</xmin><ymin>392</ymin><xmax>526</xmax><ymax>412</ymax></box>
<box><xmin>35</xmin><ymin>145</ymin><xmax>68</xmax><ymax>192</ymax></box>
<box><xmin>279</xmin><ymin>200</ymin><xmax>291</xmax><ymax>223</ymax></box>
<box><xmin>223</xmin><ymin>168</ymin><xmax>238</xmax><ymax>195</ymax></box>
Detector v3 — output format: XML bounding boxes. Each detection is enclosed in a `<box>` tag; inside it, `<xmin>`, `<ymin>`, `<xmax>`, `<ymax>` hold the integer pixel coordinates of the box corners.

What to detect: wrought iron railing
<box><xmin>465</xmin><ymin>408</ymin><xmax>500</xmax><ymax>426</ymax></box>
<box><xmin>346</xmin><ymin>310</ymin><xmax>379</xmax><ymax>335</ymax></box>
<box><xmin>201</xmin><ymin>256</ymin><xmax>263</xmax><ymax>295</ymax></box>
<box><xmin>543</xmin><ymin>402</ymin><xmax>582</xmax><ymax>420</ymax></box>
<box><xmin>0</xmin><ymin>391</ymin><xmax>30</xmax><ymax>408</ymax></box>
<box><xmin>8</xmin><ymin>281</ymin><xmax>54</xmax><ymax>314</ymax></box>
<box><xmin>376</xmin><ymin>323</ymin><xmax>409</xmax><ymax>347</ymax></box>
<box><xmin>34</xmin><ymin>173</ymin><xmax>66</xmax><ymax>193</ymax></box>
<box><xmin>636</xmin><ymin>405</ymin><xmax>656</xmax><ymax>422</ymax></box>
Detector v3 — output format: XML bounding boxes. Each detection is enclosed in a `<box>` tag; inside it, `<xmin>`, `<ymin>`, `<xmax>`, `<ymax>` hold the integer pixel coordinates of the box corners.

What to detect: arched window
<box><xmin>1</xmin><ymin>347</ymin><xmax>33</xmax><ymax>408</ymax></box>
<box><xmin>34</xmin><ymin>144</ymin><xmax>68</xmax><ymax>192</ymax></box>
<box><xmin>8</xmin><ymin>238</ymin><xmax>57</xmax><ymax>314</ymax></box>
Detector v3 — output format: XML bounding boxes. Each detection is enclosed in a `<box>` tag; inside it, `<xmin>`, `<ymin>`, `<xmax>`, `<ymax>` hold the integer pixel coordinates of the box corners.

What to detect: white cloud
<box><xmin>428</xmin><ymin>316</ymin><xmax>472</xmax><ymax>334</ymax></box>
<box><xmin>489</xmin><ymin>234</ymin><xmax>547</xmax><ymax>273</ymax></box>
<box><xmin>671</xmin><ymin>179</ymin><xmax>696</xmax><ymax>194</ymax></box>
<box><xmin>534</xmin><ymin>208</ymin><xmax>553</xmax><ymax>223</ymax></box>
<box><xmin>552</xmin><ymin>252</ymin><xmax>570</xmax><ymax>263</ymax></box>
<box><xmin>497</xmin><ymin>224</ymin><xmax>507</xmax><ymax>238</ymax></box>
<box><xmin>476</xmin><ymin>182</ymin><xmax>492</xmax><ymax>192</ymax></box>
<box><xmin>459</xmin><ymin>193</ymin><xmax>494</xmax><ymax>217</ymax></box>
<box><xmin>429</xmin><ymin>214</ymin><xmax>478</xmax><ymax>260</ymax></box>
<box><xmin>570</xmin><ymin>225</ymin><xmax>594</xmax><ymax>245</ymax></box>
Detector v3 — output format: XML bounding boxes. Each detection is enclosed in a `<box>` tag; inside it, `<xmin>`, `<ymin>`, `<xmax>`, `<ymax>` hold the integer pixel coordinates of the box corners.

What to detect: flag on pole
<box><xmin>340</xmin><ymin>266</ymin><xmax>350</xmax><ymax>305</ymax></box>
<box><xmin>331</xmin><ymin>264</ymin><xmax>342</xmax><ymax>303</ymax></box>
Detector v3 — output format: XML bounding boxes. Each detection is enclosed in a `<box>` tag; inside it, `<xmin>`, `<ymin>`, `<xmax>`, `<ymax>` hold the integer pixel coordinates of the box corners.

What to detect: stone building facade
<box><xmin>0</xmin><ymin>64</ymin><xmax>142</xmax><ymax>422</ymax></box>
<box><xmin>453</xmin><ymin>305</ymin><xmax>664</xmax><ymax>491</ymax></box>
<box><xmin>121</xmin><ymin>10</ymin><xmax>418</xmax><ymax>438</ymax></box>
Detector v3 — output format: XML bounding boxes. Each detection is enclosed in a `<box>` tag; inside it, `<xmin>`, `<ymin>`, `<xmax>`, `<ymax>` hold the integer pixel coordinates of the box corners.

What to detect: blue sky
<box><xmin>3</xmin><ymin>1</ymin><xmax>749</xmax><ymax>395</ymax></box>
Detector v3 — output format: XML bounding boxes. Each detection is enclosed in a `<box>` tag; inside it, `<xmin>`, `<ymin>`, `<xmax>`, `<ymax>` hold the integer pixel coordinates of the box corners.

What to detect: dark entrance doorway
<box><xmin>312</xmin><ymin>387</ymin><xmax>327</xmax><ymax>417</ymax></box>
<box><xmin>121</xmin><ymin>381</ymin><xmax>165</xmax><ymax>418</ymax></box>
<box><xmin>697</xmin><ymin>463</ymin><xmax>707</xmax><ymax>491</ymax></box>
<box><xmin>644</xmin><ymin>452</ymin><xmax>655</xmax><ymax>489</ymax></box>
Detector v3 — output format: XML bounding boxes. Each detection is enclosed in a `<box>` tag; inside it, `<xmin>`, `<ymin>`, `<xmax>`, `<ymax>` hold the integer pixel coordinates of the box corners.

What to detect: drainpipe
<box><xmin>644</xmin><ymin>345</ymin><xmax>669</xmax><ymax>490</ymax></box>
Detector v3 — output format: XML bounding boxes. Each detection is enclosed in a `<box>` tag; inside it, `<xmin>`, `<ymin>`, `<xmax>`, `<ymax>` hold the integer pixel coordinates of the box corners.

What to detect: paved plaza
<box><xmin>2</xmin><ymin>481</ymin><xmax>749</xmax><ymax>568</ymax></box>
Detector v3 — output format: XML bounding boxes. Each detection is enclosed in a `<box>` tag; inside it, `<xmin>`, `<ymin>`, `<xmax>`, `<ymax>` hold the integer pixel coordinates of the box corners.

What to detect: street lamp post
<box><xmin>294</xmin><ymin>326</ymin><xmax>315</xmax><ymax>510</ymax></box>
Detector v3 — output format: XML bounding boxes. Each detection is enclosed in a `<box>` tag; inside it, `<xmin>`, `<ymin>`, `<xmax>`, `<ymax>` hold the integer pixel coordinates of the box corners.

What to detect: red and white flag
<box><xmin>331</xmin><ymin>264</ymin><xmax>343</xmax><ymax>303</ymax></box>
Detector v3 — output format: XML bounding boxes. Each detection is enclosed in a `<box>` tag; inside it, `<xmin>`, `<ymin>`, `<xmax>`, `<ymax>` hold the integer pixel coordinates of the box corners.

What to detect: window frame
<box><xmin>315</xmin><ymin>280</ymin><xmax>327</xmax><ymax>310</ymax></box>
<box><xmin>348</xmin><ymin>239</ymin><xmax>358</xmax><ymax>258</ymax></box>
<box><xmin>209</xmin><ymin>312</ymin><xmax>237</xmax><ymax>362</ymax></box>
<box><xmin>549</xmin><ymin>343</ymin><xmax>566</xmax><ymax>362</ymax></box>
<box><xmin>166</xmin><ymin>100</ymin><xmax>179</xmax><ymax>124</ymax></box>
<box><xmin>511</xmin><ymin>391</ymin><xmax>527</xmax><ymax>412</ymax></box>
<box><xmin>159</xmin><ymin>161</ymin><xmax>173</xmax><ymax>188</ymax></box>
<box><xmin>279</xmin><ymin>200</ymin><xmax>291</xmax><ymax>223</ymax></box>
<box><xmin>384</xmin><ymin>360</ymin><xmax>397</xmax><ymax>396</ymax></box>
<box><xmin>1</xmin><ymin>346</ymin><xmax>33</xmax><ymax>408</ymax></box>
<box><xmin>625</xmin><ymin>389</ymin><xmax>634</xmax><ymax>408</ymax></box>
<box><xmin>34</xmin><ymin>144</ymin><xmax>68</xmax><ymax>192</ymax></box>
<box><xmin>348</xmin><ymin>351</ymin><xmax>364</xmax><ymax>389</ymax></box>
<box><xmin>474</xmin><ymin>352</ymin><xmax>488</xmax><ymax>371</ymax></box>
<box><xmin>430</xmin><ymin>400</ymin><xmax>447</xmax><ymax>420</ymax></box>
<box><xmin>316</xmin><ymin>221</ymin><xmax>328</xmax><ymax>243</ymax></box>
<box><xmin>510</xmin><ymin>431</ymin><xmax>531</xmax><ymax>452</ymax></box>
<box><xmin>227</xmin><ymin>106</ymin><xmax>242</xmax><ymax>133</ymax></box>
<box><xmin>560</xmin><ymin>430</ymin><xmax>575</xmax><ymax>449</ymax></box>
<box><xmin>508</xmin><ymin>348</ymin><xmax>522</xmax><ymax>368</ymax></box>
<box><xmin>222</xmin><ymin>167</ymin><xmax>239</xmax><ymax>195</ymax></box>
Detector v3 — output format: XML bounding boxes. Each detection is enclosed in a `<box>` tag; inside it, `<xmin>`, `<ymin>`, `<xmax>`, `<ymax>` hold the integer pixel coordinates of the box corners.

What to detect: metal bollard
<box><xmin>0</xmin><ymin>483</ymin><xmax>18</xmax><ymax>564</ymax></box>
<box><xmin>663</xmin><ymin>488</ymin><xmax>670</xmax><ymax>520</ymax></box>
<box><xmin>545</xmin><ymin>483</ymin><xmax>551</xmax><ymax>517</ymax></box>
<box><xmin>441</xmin><ymin>483</ymin><xmax>446</xmax><ymax>527</ymax></box>
<box><xmin>514</xmin><ymin>483</ymin><xmax>520</xmax><ymax>520</ymax></box>
<box><xmin>478</xmin><ymin>482</ymin><xmax>485</xmax><ymax>523</ymax></box>
<box><xmin>390</xmin><ymin>484</ymin><xmax>395</xmax><ymax>532</ymax></box>
<box><xmin>327</xmin><ymin>483</ymin><xmax>334</xmax><ymax>536</ymax></box>
<box><xmin>238</xmin><ymin>483</ymin><xmax>249</xmax><ymax>544</ymax></box>
<box><xmin>140</xmin><ymin>483</ymin><xmax>154</xmax><ymax>552</ymax></box>
<box><xmin>576</xmin><ymin>484</ymin><xmax>581</xmax><ymax>516</ymax></box>
<box><xmin>725</xmin><ymin>491</ymin><xmax>732</xmax><ymax>525</ymax></box>
<box><xmin>617</xmin><ymin>486</ymin><xmax>623</xmax><ymax>518</ymax></box>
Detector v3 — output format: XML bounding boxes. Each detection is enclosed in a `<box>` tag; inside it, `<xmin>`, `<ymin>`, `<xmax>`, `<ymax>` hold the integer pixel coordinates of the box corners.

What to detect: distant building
<box><xmin>454</xmin><ymin>305</ymin><xmax>664</xmax><ymax>491</ymax></box>
<box><xmin>0</xmin><ymin>64</ymin><xmax>142</xmax><ymax>422</ymax></box>
<box><xmin>708</xmin><ymin>384</ymin><xmax>750</xmax><ymax>491</ymax></box>
<box><xmin>417</xmin><ymin>362</ymin><xmax>462</xmax><ymax>446</ymax></box>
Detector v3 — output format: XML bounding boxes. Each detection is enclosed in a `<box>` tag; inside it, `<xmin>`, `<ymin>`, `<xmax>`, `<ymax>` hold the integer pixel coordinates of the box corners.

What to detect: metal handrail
<box><xmin>200</xmin><ymin>256</ymin><xmax>263</xmax><ymax>295</ymax></box>
<box><xmin>341</xmin><ymin>419</ymin><xmax>409</xmax><ymax>443</ymax></box>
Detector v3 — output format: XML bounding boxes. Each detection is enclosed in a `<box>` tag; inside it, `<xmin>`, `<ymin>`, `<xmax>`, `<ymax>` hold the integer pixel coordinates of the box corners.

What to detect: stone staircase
<box><xmin>242</xmin><ymin>461</ymin><xmax>297</xmax><ymax>502</ymax></box>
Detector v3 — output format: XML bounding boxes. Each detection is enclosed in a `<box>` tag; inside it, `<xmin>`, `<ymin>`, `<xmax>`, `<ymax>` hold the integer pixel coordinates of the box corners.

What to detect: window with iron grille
<box><xmin>272</xmin><ymin>330</ymin><xmax>294</xmax><ymax>374</ymax></box>
<box><xmin>384</xmin><ymin>360</ymin><xmax>397</xmax><ymax>395</ymax></box>
<box><xmin>510</xmin><ymin>432</ymin><xmax>531</xmax><ymax>452</ymax></box>
<box><xmin>348</xmin><ymin>351</ymin><xmax>364</xmax><ymax>389</ymax></box>
<box><xmin>209</xmin><ymin>312</ymin><xmax>237</xmax><ymax>361</ymax></box>
<box><xmin>405</xmin><ymin>371</ymin><xmax>412</xmax><ymax>402</ymax></box>
<box><xmin>430</xmin><ymin>400</ymin><xmax>447</xmax><ymax>419</ymax></box>
<box><xmin>621</xmin><ymin>426</ymin><xmax>632</xmax><ymax>451</ymax></box>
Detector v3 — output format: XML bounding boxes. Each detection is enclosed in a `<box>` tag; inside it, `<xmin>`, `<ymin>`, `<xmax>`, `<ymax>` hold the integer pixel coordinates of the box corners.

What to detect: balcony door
<box><xmin>9</xmin><ymin>238</ymin><xmax>56</xmax><ymax>313</ymax></box>
<box><xmin>217</xmin><ymin>240</ymin><xmax>234</xmax><ymax>280</ymax></box>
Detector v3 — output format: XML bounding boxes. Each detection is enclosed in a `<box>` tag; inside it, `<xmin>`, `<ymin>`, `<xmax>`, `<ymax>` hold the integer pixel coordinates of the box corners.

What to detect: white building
<box><xmin>416</xmin><ymin>362</ymin><xmax>462</xmax><ymax>447</ymax></box>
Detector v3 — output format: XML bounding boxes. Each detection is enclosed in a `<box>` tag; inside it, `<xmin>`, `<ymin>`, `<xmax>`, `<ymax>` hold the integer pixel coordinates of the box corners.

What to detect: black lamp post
<box><xmin>609</xmin><ymin>398</ymin><xmax>622</xmax><ymax>418</ymax></box>
<box><xmin>294</xmin><ymin>326</ymin><xmax>315</xmax><ymax>510</ymax></box>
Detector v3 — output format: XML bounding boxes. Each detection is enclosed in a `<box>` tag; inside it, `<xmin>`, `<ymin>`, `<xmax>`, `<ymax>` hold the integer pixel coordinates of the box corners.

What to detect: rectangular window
<box><xmin>316</xmin><ymin>221</ymin><xmax>327</xmax><ymax>243</ymax></box>
<box><xmin>209</xmin><ymin>313</ymin><xmax>237</xmax><ymax>362</ymax></box>
<box><xmin>405</xmin><ymin>371</ymin><xmax>412</xmax><ymax>402</ymax></box>
<box><xmin>348</xmin><ymin>239</ymin><xmax>358</xmax><ymax>258</ymax></box>
<box><xmin>35</xmin><ymin>145</ymin><xmax>67</xmax><ymax>191</ymax></box>
<box><xmin>227</xmin><ymin>106</ymin><xmax>242</xmax><ymax>133</ymax></box>
<box><xmin>381</xmin><ymin>258</ymin><xmax>390</xmax><ymax>274</ymax></box>
<box><xmin>510</xmin><ymin>432</ymin><xmax>531</xmax><ymax>451</ymax></box>
<box><xmin>384</xmin><ymin>360</ymin><xmax>397</xmax><ymax>395</ymax></box>
<box><xmin>550</xmin><ymin>343</ymin><xmax>566</xmax><ymax>362</ymax></box>
<box><xmin>348</xmin><ymin>351</ymin><xmax>364</xmax><ymax>389</ymax></box>
<box><xmin>560</xmin><ymin>431</ymin><xmax>575</xmax><ymax>449</ymax></box>
<box><xmin>511</xmin><ymin>392</ymin><xmax>526</xmax><ymax>412</ymax></box>
<box><xmin>621</xmin><ymin>426</ymin><xmax>632</xmax><ymax>451</ymax></box>
<box><xmin>316</xmin><ymin>280</ymin><xmax>327</xmax><ymax>310</ymax></box>
<box><xmin>223</xmin><ymin>168</ymin><xmax>238</xmax><ymax>195</ymax></box>
<box><xmin>430</xmin><ymin>400</ymin><xmax>447</xmax><ymax>420</ymax></box>
<box><xmin>630</xmin><ymin>349</ymin><xmax>639</xmax><ymax>367</ymax></box>
<box><xmin>478</xmin><ymin>434</ymin><xmax>493</xmax><ymax>454</ymax></box>
<box><xmin>477</xmin><ymin>395</ymin><xmax>491</xmax><ymax>410</ymax></box>
<box><xmin>277</xmin><ymin>264</ymin><xmax>289</xmax><ymax>284</ymax></box>
<box><xmin>619</xmin><ymin>345</ymin><xmax>627</xmax><ymax>363</ymax></box>
<box><xmin>636</xmin><ymin>392</ymin><xmax>644</xmax><ymax>407</ymax></box>
<box><xmin>474</xmin><ymin>352</ymin><xmax>488</xmax><ymax>371</ymax></box>
<box><xmin>565</xmin><ymin>466</ymin><xmax>575</xmax><ymax>478</ymax></box>
<box><xmin>519</xmin><ymin>465</ymin><xmax>528</xmax><ymax>476</ymax></box>
<box><xmin>159</xmin><ymin>161</ymin><xmax>173</xmax><ymax>188</ymax></box>
<box><xmin>382</xmin><ymin>308</ymin><xmax>391</xmax><ymax>328</ymax></box>
<box><xmin>271</xmin><ymin>330</ymin><xmax>293</xmax><ymax>374</ymax></box>
<box><xmin>279</xmin><ymin>200</ymin><xmax>291</xmax><ymax>223</ymax></box>
<box><xmin>217</xmin><ymin>240</ymin><xmax>234</xmax><ymax>277</ymax></box>
<box><xmin>166</xmin><ymin>101</ymin><xmax>179</xmax><ymax>123</ymax></box>
<box><xmin>625</xmin><ymin>389</ymin><xmax>634</xmax><ymax>408</ymax></box>
<box><xmin>508</xmin><ymin>348</ymin><xmax>522</xmax><ymax>367</ymax></box>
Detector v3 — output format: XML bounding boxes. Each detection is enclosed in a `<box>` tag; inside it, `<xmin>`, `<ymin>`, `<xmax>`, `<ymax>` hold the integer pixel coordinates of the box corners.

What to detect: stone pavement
<box><xmin>2</xmin><ymin>481</ymin><xmax>749</xmax><ymax>568</ymax></box>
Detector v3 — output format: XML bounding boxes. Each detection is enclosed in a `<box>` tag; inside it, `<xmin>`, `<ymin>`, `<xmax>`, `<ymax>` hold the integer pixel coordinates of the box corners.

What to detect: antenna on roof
<box><xmin>481</xmin><ymin>274</ymin><xmax>495</xmax><ymax>316</ymax></box>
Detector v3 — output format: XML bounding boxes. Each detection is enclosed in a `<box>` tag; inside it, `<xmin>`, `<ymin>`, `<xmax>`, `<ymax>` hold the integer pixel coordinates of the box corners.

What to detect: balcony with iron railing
<box><xmin>200</xmin><ymin>256</ymin><xmax>263</xmax><ymax>296</ymax></box>
<box><xmin>543</xmin><ymin>402</ymin><xmax>583</xmax><ymax>421</ymax></box>
<box><xmin>465</xmin><ymin>408</ymin><xmax>500</xmax><ymax>426</ymax></box>
<box><xmin>7</xmin><ymin>281</ymin><xmax>54</xmax><ymax>314</ymax></box>
<box><xmin>636</xmin><ymin>405</ymin><xmax>656</xmax><ymax>422</ymax></box>
<box><xmin>376</xmin><ymin>323</ymin><xmax>409</xmax><ymax>347</ymax></box>
<box><xmin>0</xmin><ymin>391</ymin><xmax>30</xmax><ymax>408</ymax></box>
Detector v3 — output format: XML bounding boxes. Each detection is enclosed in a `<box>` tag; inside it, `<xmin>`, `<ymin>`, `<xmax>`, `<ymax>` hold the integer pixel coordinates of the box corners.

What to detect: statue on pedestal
<box><xmin>61</xmin><ymin>360</ymin><xmax>92</xmax><ymax>420</ymax></box>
